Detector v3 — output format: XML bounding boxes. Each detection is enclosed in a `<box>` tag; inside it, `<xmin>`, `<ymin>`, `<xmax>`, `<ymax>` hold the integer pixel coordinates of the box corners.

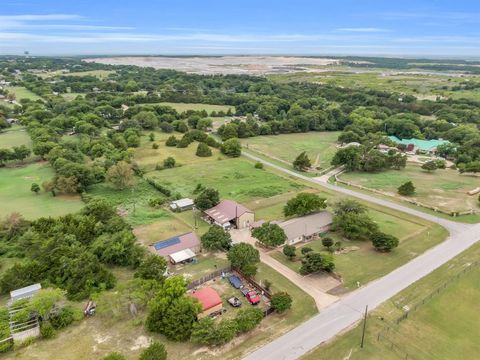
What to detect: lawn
<box><xmin>271</xmin><ymin>205</ymin><xmax>448</xmax><ymax>289</ymax></box>
<box><xmin>0</xmin><ymin>162</ymin><xmax>84</xmax><ymax>219</ymax></box>
<box><xmin>241</xmin><ymin>132</ymin><xmax>340</xmax><ymax>171</ymax></box>
<box><xmin>147</xmin><ymin>157</ymin><xmax>304</xmax><ymax>204</ymax></box>
<box><xmin>338</xmin><ymin>163</ymin><xmax>480</xmax><ymax>213</ymax></box>
<box><xmin>172</xmin><ymin>252</ymin><xmax>230</xmax><ymax>281</ymax></box>
<box><xmin>156</xmin><ymin>102</ymin><xmax>234</xmax><ymax>114</ymax></box>
<box><xmin>302</xmin><ymin>242</ymin><xmax>480</xmax><ymax>360</ymax></box>
<box><xmin>0</xmin><ymin>125</ymin><xmax>32</xmax><ymax>148</ymax></box>
<box><xmin>133</xmin><ymin>211</ymin><xmax>192</xmax><ymax>246</ymax></box>
<box><xmin>134</xmin><ymin>131</ymin><xmax>224</xmax><ymax>172</ymax></box>
<box><xmin>8</xmin><ymin>86</ymin><xmax>42</xmax><ymax>101</ymax></box>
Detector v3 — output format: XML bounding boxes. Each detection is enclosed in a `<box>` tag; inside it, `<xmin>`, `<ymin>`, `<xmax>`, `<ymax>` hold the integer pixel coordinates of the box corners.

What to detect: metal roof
<box><xmin>388</xmin><ymin>136</ymin><xmax>450</xmax><ymax>151</ymax></box>
<box><xmin>169</xmin><ymin>249</ymin><xmax>196</xmax><ymax>263</ymax></box>
<box><xmin>279</xmin><ymin>211</ymin><xmax>333</xmax><ymax>242</ymax></box>
<box><xmin>10</xmin><ymin>283</ymin><xmax>42</xmax><ymax>300</ymax></box>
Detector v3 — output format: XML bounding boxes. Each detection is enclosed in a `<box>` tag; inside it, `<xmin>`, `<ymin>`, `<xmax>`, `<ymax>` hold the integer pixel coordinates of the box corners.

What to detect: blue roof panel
<box><xmin>153</xmin><ymin>236</ymin><xmax>181</xmax><ymax>250</ymax></box>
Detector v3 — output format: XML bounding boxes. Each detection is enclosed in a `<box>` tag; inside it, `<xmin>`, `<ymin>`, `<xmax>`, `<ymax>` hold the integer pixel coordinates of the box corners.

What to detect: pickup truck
<box><xmin>245</xmin><ymin>291</ymin><xmax>261</xmax><ymax>305</ymax></box>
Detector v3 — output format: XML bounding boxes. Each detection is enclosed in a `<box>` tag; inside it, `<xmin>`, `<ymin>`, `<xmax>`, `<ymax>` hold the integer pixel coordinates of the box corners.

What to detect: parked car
<box><xmin>229</xmin><ymin>275</ymin><xmax>243</xmax><ymax>289</ymax></box>
<box><xmin>245</xmin><ymin>291</ymin><xmax>261</xmax><ymax>305</ymax></box>
<box><xmin>227</xmin><ymin>296</ymin><xmax>241</xmax><ymax>307</ymax></box>
<box><xmin>240</xmin><ymin>287</ymin><xmax>250</xmax><ymax>296</ymax></box>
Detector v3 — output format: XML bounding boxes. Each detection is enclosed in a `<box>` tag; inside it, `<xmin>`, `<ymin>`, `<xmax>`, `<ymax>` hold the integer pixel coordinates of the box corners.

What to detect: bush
<box><xmin>397</xmin><ymin>181</ymin><xmax>415</xmax><ymax>196</ymax></box>
<box><xmin>283</xmin><ymin>245</ymin><xmax>296</xmax><ymax>260</ymax></box>
<box><xmin>271</xmin><ymin>292</ymin><xmax>292</xmax><ymax>313</ymax></box>
<box><xmin>254</xmin><ymin>162</ymin><xmax>263</xmax><ymax>169</ymax></box>
<box><xmin>40</xmin><ymin>321</ymin><xmax>55</xmax><ymax>339</ymax></box>
<box><xmin>371</xmin><ymin>231</ymin><xmax>399</xmax><ymax>252</ymax></box>
<box><xmin>139</xmin><ymin>341</ymin><xmax>167</xmax><ymax>360</ymax></box>
<box><xmin>103</xmin><ymin>352</ymin><xmax>126</xmax><ymax>360</ymax></box>
<box><xmin>221</xmin><ymin>138</ymin><xmax>241</xmax><ymax>157</ymax></box>
<box><xmin>152</xmin><ymin>143</ymin><xmax>159</xmax><ymax>149</ymax></box>
<box><xmin>321</xmin><ymin>237</ymin><xmax>334</xmax><ymax>251</ymax></box>
<box><xmin>235</xmin><ymin>308</ymin><xmax>263</xmax><ymax>333</ymax></box>
<box><xmin>165</xmin><ymin>135</ymin><xmax>177</xmax><ymax>146</ymax></box>
<box><xmin>146</xmin><ymin>178</ymin><xmax>171</xmax><ymax>197</ymax></box>
<box><xmin>301</xmin><ymin>247</ymin><xmax>313</xmax><ymax>255</ymax></box>
<box><xmin>196</xmin><ymin>142</ymin><xmax>212</xmax><ymax>157</ymax></box>
<box><xmin>49</xmin><ymin>306</ymin><xmax>78</xmax><ymax>329</ymax></box>
<box><xmin>163</xmin><ymin>157</ymin><xmax>176</xmax><ymax>168</ymax></box>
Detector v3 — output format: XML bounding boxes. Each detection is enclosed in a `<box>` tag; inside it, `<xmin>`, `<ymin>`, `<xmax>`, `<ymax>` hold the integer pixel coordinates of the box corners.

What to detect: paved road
<box><xmin>242</xmin><ymin>151</ymin><xmax>479</xmax><ymax>360</ymax></box>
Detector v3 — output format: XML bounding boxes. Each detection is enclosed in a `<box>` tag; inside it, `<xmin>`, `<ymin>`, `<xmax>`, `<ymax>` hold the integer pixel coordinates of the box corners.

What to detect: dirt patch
<box><xmin>130</xmin><ymin>335</ymin><xmax>151</xmax><ymax>351</ymax></box>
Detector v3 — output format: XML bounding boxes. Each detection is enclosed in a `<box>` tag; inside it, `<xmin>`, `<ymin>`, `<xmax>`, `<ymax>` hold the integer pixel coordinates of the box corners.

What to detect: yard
<box><xmin>0</xmin><ymin>162</ymin><xmax>84</xmax><ymax>219</ymax></box>
<box><xmin>5</xmin><ymin>259</ymin><xmax>317</xmax><ymax>360</ymax></box>
<box><xmin>0</xmin><ymin>125</ymin><xmax>32</xmax><ymax>149</ymax></box>
<box><xmin>302</xmin><ymin>242</ymin><xmax>480</xmax><ymax>360</ymax></box>
<box><xmin>270</xmin><ymin>206</ymin><xmax>448</xmax><ymax>289</ymax></box>
<box><xmin>146</xmin><ymin>157</ymin><xmax>304</xmax><ymax>204</ymax></box>
<box><xmin>241</xmin><ymin>131</ymin><xmax>340</xmax><ymax>171</ymax></box>
<box><xmin>338</xmin><ymin>163</ymin><xmax>480</xmax><ymax>213</ymax></box>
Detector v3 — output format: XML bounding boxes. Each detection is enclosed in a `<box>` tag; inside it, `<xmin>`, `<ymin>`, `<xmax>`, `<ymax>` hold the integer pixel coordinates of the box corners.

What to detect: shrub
<box><xmin>271</xmin><ymin>292</ymin><xmax>292</xmax><ymax>313</ymax></box>
<box><xmin>152</xmin><ymin>143</ymin><xmax>159</xmax><ymax>149</ymax></box>
<box><xmin>196</xmin><ymin>142</ymin><xmax>212</xmax><ymax>157</ymax></box>
<box><xmin>148</xmin><ymin>197</ymin><xmax>166</xmax><ymax>208</ymax></box>
<box><xmin>163</xmin><ymin>157</ymin><xmax>176</xmax><ymax>168</ymax></box>
<box><xmin>103</xmin><ymin>352</ymin><xmax>126</xmax><ymax>360</ymax></box>
<box><xmin>49</xmin><ymin>306</ymin><xmax>78</xmax><ymax>329</ymax></box>
<box><xmin>139</xmin><ymin>341</ymin><xmax>167</xmax><ymax>360</ymax></box>
<box><xmin>398</xmin><ymin>181</ymin><xmax>415</xmax><ymax>196</ymax></box>
<box><xmin>254</xmin><ymin>162</ymin><xmax>263</xmax><ymax>169</ymax></box>
<box><xmin>40</xmin><ymin>321</ymin><xmax>55</xmax><ymax>339</ymax></box>
<box><xmin>165</xmin><ymin>135</ymin><xmax>177</xmax><ymax>146</ymax></box>
<box><xmin>301</xmin><ymin>246</ymin><xmax>313</xmax><ymax>255</ymax></box>
<box><xmin>371</xmin><ymin>232</ymin><xmax>399</xmax><ymax>252</ymax></box>
<box><xmin>321</xmin><ymin>237</ymin><xmax>334</xmax><ymax>251</ymax></box>
<box><xmin>235</xmin><ymin>308</ymin><xmax>263</xmax><ymax>333</ymax></box>
<box><xmin>283</xmin><ymin>245</ymin><xmax>296</xmax><ymax>260</ymax></box>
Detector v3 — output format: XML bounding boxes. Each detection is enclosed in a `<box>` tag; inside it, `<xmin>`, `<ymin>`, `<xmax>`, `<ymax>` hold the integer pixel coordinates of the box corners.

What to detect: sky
<box><xmin>1</xmin><ymin>0</ymin><xmax>480</xmax><ymax>57</ymax></box>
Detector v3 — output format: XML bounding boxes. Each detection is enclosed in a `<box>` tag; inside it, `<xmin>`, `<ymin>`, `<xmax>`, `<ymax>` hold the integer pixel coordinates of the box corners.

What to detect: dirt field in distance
<box><xmin>84</xmin><ymin>56</ymin><xmax>340</xmax><ymax>75</ymax></box>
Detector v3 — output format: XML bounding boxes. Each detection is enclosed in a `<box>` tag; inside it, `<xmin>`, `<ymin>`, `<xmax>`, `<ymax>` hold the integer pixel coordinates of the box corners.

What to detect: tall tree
<box><xmin>292</xmin><ymin>152</ymin><xmax>311</xmax><ymax>171</ymax></box>
<box><xmin>283</xmin><ymin>193</ymin><xmax>327</xmax><ymax>217</ymax></box>
<box><xmin>252</xmin><ymin>222</ymin><xmax>287</xmax><ymax>248</ymax></box>
<box><xmin>106</xmin><ymin>161</ymin><xmax>135</xmax><ymax>189</ymax></box>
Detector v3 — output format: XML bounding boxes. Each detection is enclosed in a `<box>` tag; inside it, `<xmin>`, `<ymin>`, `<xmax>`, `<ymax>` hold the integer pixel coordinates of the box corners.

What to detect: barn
<box><xmin>204</xmin><ymin>199</ymin><xmax>254</xmax><ymax>229</ymax></box>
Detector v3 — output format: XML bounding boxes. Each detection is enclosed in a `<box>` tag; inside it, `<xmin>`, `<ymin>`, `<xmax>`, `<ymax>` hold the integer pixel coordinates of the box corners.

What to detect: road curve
<box><xmin>242</xmin><ymin>151</ymin><xmax>479</xmax><ymax>360</ymax></box>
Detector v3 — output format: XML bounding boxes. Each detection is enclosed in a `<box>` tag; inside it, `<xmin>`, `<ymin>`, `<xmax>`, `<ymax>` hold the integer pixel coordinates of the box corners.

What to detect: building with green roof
<box><xmin>388</xmin><ymin>136</ymin><xmax>450</xmax><ymax>154</ymax></box>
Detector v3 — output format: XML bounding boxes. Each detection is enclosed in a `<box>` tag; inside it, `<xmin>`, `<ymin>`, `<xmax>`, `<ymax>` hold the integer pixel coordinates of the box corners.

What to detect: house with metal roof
<box><xmin>204</xmin><ymin>199</ymin><xmax>254</xmax><ymax>229</ymax></box>
<box><xmin>388</xmin><ymin>136</ymin><xmax>450</xmax><ymax>154</ymax></box>
<box><xmin>279</xmin><ymin>211</ymin><xmax>333</xmax><ymax>245</ymax></box>
<box><xmin>151</xmin><ymin>232</ymin><xmax>200</xmax><ymax>264</ymax></box>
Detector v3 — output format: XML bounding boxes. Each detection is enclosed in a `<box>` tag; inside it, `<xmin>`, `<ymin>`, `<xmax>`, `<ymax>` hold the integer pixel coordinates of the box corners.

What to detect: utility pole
<box><xmin>361</xmin><ymin>305</ymin><xmax>368</xmax><ymax>348</ymax></box>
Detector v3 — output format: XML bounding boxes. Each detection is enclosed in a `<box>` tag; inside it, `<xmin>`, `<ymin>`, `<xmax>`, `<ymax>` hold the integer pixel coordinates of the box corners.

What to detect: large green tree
<box><xmin>194</xmin><ymin>188</ymin><xmax>220</xmax><ymax>210</ymax></box>
<box><xmin>221</xmin><ymin>138</ymin><xmax>242</xmax><ymax>157</ymax></box>
<box><xmin>292</xmin><ymin>152</ymin><xmax>311</xmax><ymax>171</ymax></box>
<box><xmin>283</xmin><ymin>193</ymin><xmax>327</xmax><ymax>217</ymax></box>
<box><xmin>227</xmin><ymin>243</ymin><xmax>260</xmax><ymax>276</ymax></box>
<box><xmin>201</xmin><ymin>225</ymin><xmax>232</xmax><ymax>251</ymax></box>
<box><xmin>251</xmin><ymin>222</ymin><xmax>287</xmax><ymax>248</ymax></box>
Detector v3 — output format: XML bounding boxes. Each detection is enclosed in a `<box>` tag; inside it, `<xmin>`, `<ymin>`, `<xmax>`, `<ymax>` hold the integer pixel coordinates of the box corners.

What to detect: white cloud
<box><xmin>336</xmin><ymin>28</ymin><xmax>390</xmax><ymax>33</ymax></box>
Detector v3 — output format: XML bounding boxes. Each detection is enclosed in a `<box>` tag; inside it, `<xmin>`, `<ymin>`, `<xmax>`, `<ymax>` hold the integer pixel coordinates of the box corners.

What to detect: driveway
<box><xmin>230</xmin><ymin>229</ymin><xmax>340</xmax><ymax>310</ymax></box>
<box><xmin>241</xmin><ymin>151</ymin><xmax>479</xmax><ymax>360</ymax></box>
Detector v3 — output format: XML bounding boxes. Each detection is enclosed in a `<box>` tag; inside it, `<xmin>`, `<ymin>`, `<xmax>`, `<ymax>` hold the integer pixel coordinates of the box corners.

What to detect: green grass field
<box><xmin>8</xmin><ymin>86</ymin><xmax>42</xmax><ymax>101</ymax></box>
<box><xmin>60</xmin><ymin>92</ymin><xmax>86</xmax><ymax>101</ymax></box>
<box><xmin>147</xmin><ymin>157</ymin><xmax>304</xmax><ymax>204</ymax></box>
<box><xmin>156</xmin><ymin>102</ymin><xmax>235</xmax><ymax>114</ymax></box>
<box><xmin>0</xmin><ymin>162</ymin><xmax>84</xmax><ymax>219</ymax></box>
<box><xmin>339</xmin><ymin>163</ymin><xmax>480</xmax><ymax>213</ymax></box>
<box><xmin>0</xmin><ymin>125</ymin><xmax>32</xmax><ymax>148</ymax></box>
<box><xmin>241</xmin><ymin>132</ymin><xmax>340</xmax><ymax>171</ymax></box>
<box><xmin>87</xmin><ymin>178</ymin><xmax>168</xmax><ymax>226</ymax></box>
<box><xmin>302</xmin><ymin>242</ymin><xmax>480</xmax><ymax>360</ymax></box>
<box><xmin>134</xmin><ymin>131</ymin><xmax>224</xmax><ymax>172</ymax></box>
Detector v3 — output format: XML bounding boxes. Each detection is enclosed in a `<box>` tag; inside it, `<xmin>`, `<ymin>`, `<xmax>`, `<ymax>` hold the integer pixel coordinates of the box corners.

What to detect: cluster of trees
<box><xmin>332</xmin><ymin>199</ymin><xmax>399</xmax><ymax>252</ymax></box>
<box><xmin>332</xmin><ymin>145</ymin><xmax>406</xmax><ymax>173</ymax></box>
<box><xmin>252</xmin><ymin>222</ymin><xmax>287</xmax><ymax>248</ymax></box>
<box><xmin>284</xmin><ymin>192</ymin><xmax>327</xmax><ymax>217</ymax></box>
<box><xmin>0</xmin><ymin>199</ymin><xmax>145</xmax><ymax>299</ymax></box>
<box><xmin>0</xmin><ymin>145</ymin><xmax>31</xmax><ymax>165</ymax></box>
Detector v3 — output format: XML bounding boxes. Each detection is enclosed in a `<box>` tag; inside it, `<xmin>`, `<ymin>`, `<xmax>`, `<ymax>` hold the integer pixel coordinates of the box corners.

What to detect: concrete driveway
<box><xmin>230</xmin><ymin>229</ymin><xmax>340</xmax><ymax>310</ymax></box>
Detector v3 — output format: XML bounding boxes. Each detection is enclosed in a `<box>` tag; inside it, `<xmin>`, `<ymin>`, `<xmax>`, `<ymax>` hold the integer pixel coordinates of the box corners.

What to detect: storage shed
<box><xmin>10</xmin><ymin>283</ymin><xmax>42</xmax><ymax>303</ymax></box>
<box><xmin>190</xmin><ymin>287</ymin><xmax>223</xmax><ymax>318</ymax></box>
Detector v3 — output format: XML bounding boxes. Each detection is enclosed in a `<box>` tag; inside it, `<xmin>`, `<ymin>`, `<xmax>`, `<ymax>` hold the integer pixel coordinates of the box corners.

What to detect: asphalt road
<box><xmin>242</xmin><ymin>151</ymin><xmax>479</xmax><ymax>360</ymax></box>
